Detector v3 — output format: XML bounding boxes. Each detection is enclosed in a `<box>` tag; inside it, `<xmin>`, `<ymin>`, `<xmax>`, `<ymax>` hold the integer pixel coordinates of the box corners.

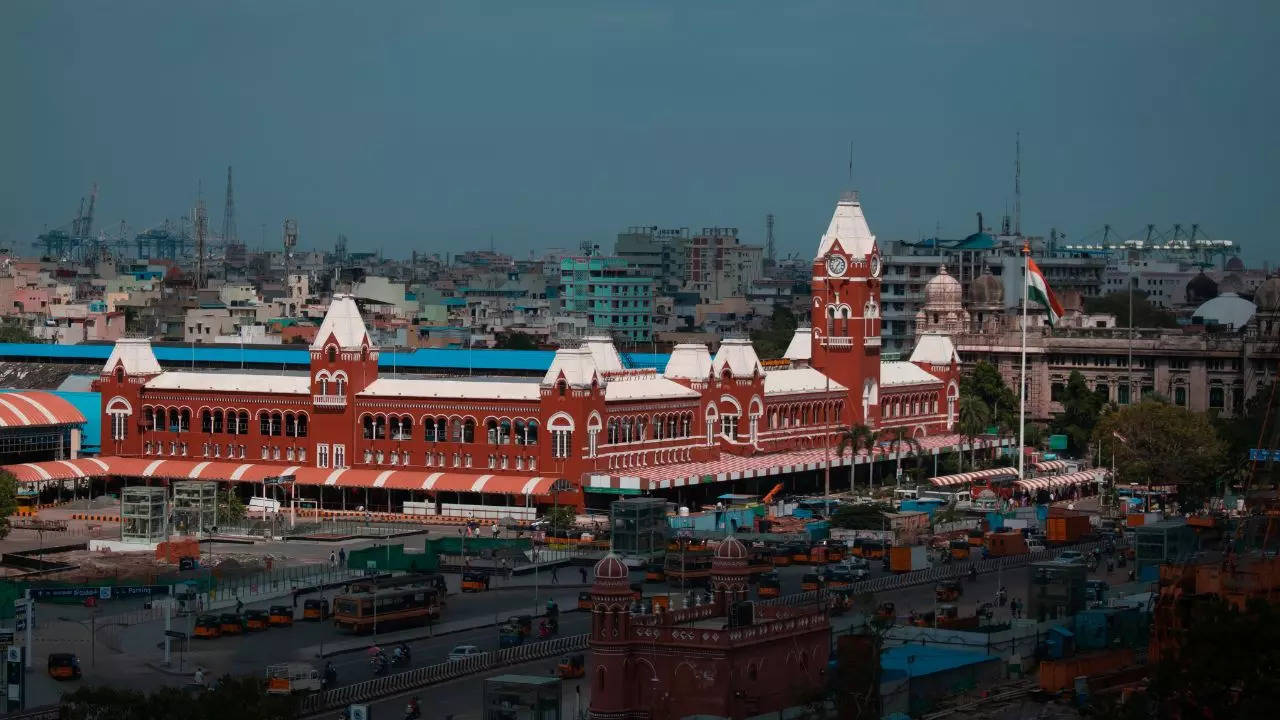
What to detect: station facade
<box><xmin>76</xmin><ymin>195</ymin><xmax>963</xmax><ymax>512</ymax></box>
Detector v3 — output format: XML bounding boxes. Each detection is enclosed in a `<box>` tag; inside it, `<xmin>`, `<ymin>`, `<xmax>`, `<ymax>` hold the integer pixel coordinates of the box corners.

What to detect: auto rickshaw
<box><xmin>967</xmin><ymin>529</ymin><xmax>986</xmax><ymax>547</ymax></box>
<box><xmin>47</xmin><ymin>653</ymin><xmax>81</xmax><ymax>680</ymax></box>
<box><xmin>757</xmin><ymin>571</ymin><xmax>781</xmax><ymax>598</ymax></box>
<box><xmin>462</xmin><ymin>572</ymin><xmax>491</xmax><ymax>593</ymax></box>
<box><xmin>949</xmin><ymin>539</ymin><xmax>971</xmax><ymax>561</ymax></box>
<box><xmin>219</xmin><ymin>613</ymin><xmax>246</xmax><ymax>635</ymax></box>
<box><xmin>507</xmin><ymin>615</ymin><xmax>533</xmax><ymax>638</ymax></box>
<box><xmin>498</xmin><ymin>622</ymin><xmax>524</xmax><ymax>648</ymax></box>
<box><xmin>629</xmin><ymin>582</ymin><xmax>644</xmax><ymax>600</ymax></box>
<box><xmin>303</xmin><ymin>598</ymin><xmax>330</xmax><ymax>621</ymax></box>
<box><xmin>194</xmin><ymin>614</ymin><xmax>222</xmax><ymax>639</ymax></box>
<box><xmin>648</xmin><ymin>594</ymin><xmax>670</xmax><ymax>611</ymax></box>
<box><xmin>577</xmin><ymin>591</ymin><xmax>593</xmax><ymax>611</ymax></box>
<box><xmin>268</xmin><ymin>605</ymin><xmax>294</xmax><ymax>627</ymax></box>
<box><xmin>557</xmin><ymin>653</ymin><xmax>585</xmax><ymax>679</ymax></box>
<box><xmin>790</xmin><ymin>544</ymin><xmax>812</xmax><ymax>565</ymax></box>
<box><xmin>873</xmin><ymin>602</ymin><xmax>896</xmax><ymax>626</ymax></box>
<box><xmin>246</xmin><ymin>609</ymin><xmax>271</xmax><ymax>631</ymax></box>
<box><xmin>800</xmin><ymin>572</ymin><xmax>824</xmax><ymax>592</ymax></box>
<box><xmin>809</xmin><ymin>544</ymin><xmax>841</xmax><ymax>565</ymax></box>
<box><xmin>935</xmin><ymin>580</ymin><xmax>963</xmax><ymax>602</ymax></box>
<box><xmin>644</xmin><ymin>563</ymin><xmax>666</xmax><ymax>583</ymax></box>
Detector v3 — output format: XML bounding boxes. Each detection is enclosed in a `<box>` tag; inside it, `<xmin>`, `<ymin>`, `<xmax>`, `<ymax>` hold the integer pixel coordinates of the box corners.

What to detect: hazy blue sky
<box><xmin>3</xmin><ymin>1</ymin><xmax>1276</xmax><ymax>264</ymax></box>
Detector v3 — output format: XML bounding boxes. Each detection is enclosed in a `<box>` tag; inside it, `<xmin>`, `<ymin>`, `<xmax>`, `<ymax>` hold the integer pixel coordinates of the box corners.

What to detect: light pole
<box><xmin>57</xmin><ymin>612</ymin><xmax>98</xmax><ymax>668</ymax></box>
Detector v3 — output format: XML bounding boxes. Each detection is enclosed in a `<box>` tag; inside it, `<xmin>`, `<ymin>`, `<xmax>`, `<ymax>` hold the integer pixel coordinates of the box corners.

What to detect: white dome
<box><xmin>1193</xmin><ymin>292</ymin><xmax>1255</xmax><ymax>330</ymax></box>
<box><xmin>923</xmin><ymin>265</ymin><xmax>964</xmax><ymax>311</ymax></box>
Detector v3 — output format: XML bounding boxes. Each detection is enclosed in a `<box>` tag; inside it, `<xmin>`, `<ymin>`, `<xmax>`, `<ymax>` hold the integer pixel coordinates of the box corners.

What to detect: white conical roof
<box><xmin>102</xmin><ymin>337</ymin><xmax>161</xmax><ymax>376</ymax></box>
<box><xmin>664</xmin><ymin>344</ymin><xmax>712</xmax><ymax>380</ymax></box>
<box><xmin>311</xmin><ymin>294</ymin><xmax>371</xmax><ymax>351</ymax></box>
<box><xmin>815</xmin><ymin>192</ymin><xmax>877</xmax><ymax>260</ymax></box>
<box><xmin>909</xmin><ymin>333</ymin><xmax>960</xmax><ymax>366</ymax></box>
<box><xmin>542</xmin><ymin>347</ymin><xmax>600</xmax><ymax>387</ymax></box>
<box><xmin>711</xmin><ymin>338</ymin><xmax>763</xmax><ymax>379</ymax></box>
<box><xmin>783</xmin><ymin>326</ymin><xmax>812</xmax><ymax>363</ymax></box>
<box><xmin>582</xmin><ymin>336</ymin><xmax>624</xmax><ymax>373</ymax></box>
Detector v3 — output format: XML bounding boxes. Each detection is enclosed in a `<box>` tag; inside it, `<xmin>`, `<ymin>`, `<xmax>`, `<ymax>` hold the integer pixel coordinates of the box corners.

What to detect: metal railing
<box><xmin>301</xmin><ymin>633</ymin><xmax>588</xmax><ymax>714</ymax></box>
<box><xmin>313</xmin><ymin>394</ymin><xmax>347</xmax><ymax>408</ymax></box>
<box><xmin>841</xmin><ymin>542</ymin><xmax>1101</xmax><ymax>596</ymax></box>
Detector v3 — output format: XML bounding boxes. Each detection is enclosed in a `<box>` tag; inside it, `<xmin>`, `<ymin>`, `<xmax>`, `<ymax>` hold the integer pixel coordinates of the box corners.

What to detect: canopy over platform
<box><xmin>1013</xmin><ymin>470</ymin><xmax>1103</xmax><ymax>492</ymax></box>
<box><xmin>928</xmin><ymin>467</ymin><xmax>1019</xmax><ymax>487</ymax></box>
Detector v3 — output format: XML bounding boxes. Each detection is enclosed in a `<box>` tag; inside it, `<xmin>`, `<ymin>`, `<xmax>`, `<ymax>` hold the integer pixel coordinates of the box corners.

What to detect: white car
<box><xmin>1056</xmin><ymin>550</ymin><xmax>1084</xmax><ymax>564</ymax></box>
<box><xmin>446</xmin><ymin>645</ymin><xmax>482</xmax><ymax>662</ymax></box>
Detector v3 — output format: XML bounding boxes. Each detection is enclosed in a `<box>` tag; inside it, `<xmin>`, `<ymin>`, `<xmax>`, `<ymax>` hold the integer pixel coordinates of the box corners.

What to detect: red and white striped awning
<box><xmin>1</xmin><ymin>457</ymin><xmax>562</xmax><ymax>497</ymax></box>
<box><xmin>1014</xmin><ymin>470</ymin><xmax>1102</xmax><ymax>492</ymax></box>
<box><xmin>928</xmin><ymin>467</ymin><xmax>1019</xmax><ymax>487</ymax></box>
<box><xmin>0</xmin><ymin>391</ymin><xmax>85</xmax><ymax>428</ymax></box>
<box><xmin>1032</xmin><ymin>459</ymin><xmax>1072</xmax><ymax>473</ymax></box>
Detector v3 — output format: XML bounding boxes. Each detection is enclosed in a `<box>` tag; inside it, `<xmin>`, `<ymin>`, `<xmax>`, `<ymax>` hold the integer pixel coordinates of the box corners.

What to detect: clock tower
<box><xmin>810</xmin><ymin>192</ymin><xmax>883</xmax><ymax>427</ymax></box>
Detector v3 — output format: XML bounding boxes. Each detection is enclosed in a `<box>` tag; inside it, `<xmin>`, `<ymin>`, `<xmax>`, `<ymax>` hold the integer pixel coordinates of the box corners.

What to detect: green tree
<box><xmin>1093</xmin><ymin>398</ymin><xmax>1225</xmax><ymax>512</ymax></box>
<box><xmin>749</xmin><ymin>306</ymin><xmax>798</xmax><ymax>360</ymax></box>
<box><xmin>216</xmin><ymin>488</ymin><xmax>246</xmax><ymax>525</ymax></box>
<box><xmin>957</xmin><ymin>394</ymin><xmax>991</xmax><ymax>470</ymax></box>
<box><xmin>543</xmin><ymin>505</ymin><xmax>576</xmax><ymax>531</ymax></box>
<box><xmin>0</xmin><ymin>470</ymin><xmax>18</xmax><ymax>539</ymax></box>
<box><xmin>1053</xmin><ymin>370</ymin><xmax>1103</xmax><ymax>456</ymax></box>
<box><xmin>1084</xmin><ymin>289</ymin><xmax>1179</xmax><ymax>328</ymax></box>
<box><xmin>62</xmin><ymin>675</ymin><xmax>300</xmax><ymax>720</ymax></box>
<box><xmin>836</xmin><ymin>423</ymin><xmax>876</xmax><ymax>492</ymax></box>
<box><xmin>494</xmin><ymin>331</ymin><xmax>538</xmax><ymax>350</ymax></box>
<box><xmin>883</xmin><ymin>428</ymin><xmax>923</xmax><ymax>485</ymax></box>
<box><xmin>0</xmin><ymin>322</ymin><xmax>38</xmax><ymax>343</ymax></box>
<box><xmin>960</xmin><ymin>361</ymin><xmax>1018</xmax><ymax>430</ymax></box>
<box><xmin>830</xmin><ymin>502</ymin><xmax>893</xmax><ymax>530</ymax></box>
<box><xmin>1215</xmin><ymin>391</ymin><xmax>1280</xmax><ymax>489</ymax></box>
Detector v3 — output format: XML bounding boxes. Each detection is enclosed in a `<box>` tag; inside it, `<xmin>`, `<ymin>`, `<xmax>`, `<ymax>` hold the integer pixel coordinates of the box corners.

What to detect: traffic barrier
<box><xmin>839</xmin><ymin>541</ymin><xmax>1101</xmax><ymax>597</ymax></box>
<box><xmin>70</xmin><ymin>513</ymin><xmax>120</xmax><ymax>522</ymax></box>
<box><xmin>300</xmin><ymin>633</ymin><xmax>588</xmax><ymax>715</ymax></box>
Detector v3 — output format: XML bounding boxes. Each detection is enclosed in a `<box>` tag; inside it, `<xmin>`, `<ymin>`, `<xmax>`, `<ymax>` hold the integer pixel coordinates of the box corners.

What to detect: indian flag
<box><xmin>1026</xmin><ymin>258</ymin><xmax>1064</xmax><ymax>326</ymax></box>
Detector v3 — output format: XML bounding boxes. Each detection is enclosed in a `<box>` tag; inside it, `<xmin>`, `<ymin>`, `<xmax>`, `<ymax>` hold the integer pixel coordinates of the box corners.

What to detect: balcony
<box><xmin>313</xmin><ymin>394</ymin><xmax>347</xmax><ymax>408</ymax></box>
<box><xmin>820</xmin><ymin>336</ymin><xmax>853</xmax><ymax>349</ymax></box>
<box><xmin>864</xmin><ymin>336</ymin><xmax>882</xmax><ymax>349</ymax></box>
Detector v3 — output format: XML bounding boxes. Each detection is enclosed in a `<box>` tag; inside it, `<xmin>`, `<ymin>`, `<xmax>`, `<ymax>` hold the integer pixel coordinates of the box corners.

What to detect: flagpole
<box><xmin>1018</xmin><ymin>241</ymin><xmax>1029</xmax><ymax>482</ymax></box>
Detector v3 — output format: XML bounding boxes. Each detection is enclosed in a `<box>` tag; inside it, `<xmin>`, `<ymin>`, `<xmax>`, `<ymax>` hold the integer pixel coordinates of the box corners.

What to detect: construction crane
<box><xmin>35</xmin><ymin>183</ymin><xmax>99</xmax><ymax>262</ymax></box>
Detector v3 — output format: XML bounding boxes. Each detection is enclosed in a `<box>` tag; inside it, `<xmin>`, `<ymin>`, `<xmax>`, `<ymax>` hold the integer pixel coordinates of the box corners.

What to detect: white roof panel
<box><xmin>145</xmin><ymin>372</ymin><xmax>310</xmax><ymax>394</ymax></box>
<box><xmin>783</xmin><ymin>327</ymin><xmax>812</xmax><ymax>362</ymax></box>
<box><xmin>605</xmin><ymin>375</ymin><xmax>701</xmax><ymax>402</ymax></box>
<box><xmin>711</xmin><ymin>338</ymin><xmax>763</xmax><ymax>379</ymax></box>
<box><xmin>363</xmin><ymin>377</ymin><xmax>540</xmax><ymax>401</ymax></box>
<box><xmin>815</xmin><ymin>193</ymin><xmax>877</xmax><ymax>260</ymax></box>
<box><xmin>102</xmin><ymin>338</ymin><xmax>162</xmax><ymax>376</ymax></box>
<box><xmin>764</xmin><ymin>367</ymin><xmax>845</xmax><ymax>396</ymax></box>
<box><xmin>310</xmin><ymin>294</ymin><xmax>370</xmax><ymax>350</ymax></box>
<box><xmin>909</xmin><ymin>333</ymin><xmax>960</xmax><ymax>366</ymax></box>
<box><xmin>664</xmin><ymin>344</ymin><xmax>712</xmax><ymax>381</ymax></box>
<box><xmin>880</xmin><ymin>361</ymin><xmax>943</xmax><ymax>388</ymax></box>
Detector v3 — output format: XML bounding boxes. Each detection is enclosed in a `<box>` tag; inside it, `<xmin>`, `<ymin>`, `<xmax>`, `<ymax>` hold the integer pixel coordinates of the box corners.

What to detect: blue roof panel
<box><xmin>880</xmin><ymin>644</ymin><xmax>999</xmax><ymax>677</ymax></box>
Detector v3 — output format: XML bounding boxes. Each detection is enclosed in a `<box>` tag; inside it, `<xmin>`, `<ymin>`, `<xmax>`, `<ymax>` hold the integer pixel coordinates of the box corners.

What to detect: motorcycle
<box><xmin>404</xmin><ymin>701</ymin><xmax>422</xmax><ymax>720</ymax></box>
<box><xmin>371</xmin><ymin>654</ymin><xmax>389</xmax><ymax>676</ymax></box>
<box><xmin>391</xmin><ymin>646</ymin><xmax>411</xmax><ymax>667</ymax></box>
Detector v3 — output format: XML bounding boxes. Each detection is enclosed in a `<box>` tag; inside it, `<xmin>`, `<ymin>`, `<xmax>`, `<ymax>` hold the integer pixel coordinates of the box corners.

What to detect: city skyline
<box><xmin>2</xmin><ymin>1</ymin><xmax>1277</xmax><ymax>264</ymax></box>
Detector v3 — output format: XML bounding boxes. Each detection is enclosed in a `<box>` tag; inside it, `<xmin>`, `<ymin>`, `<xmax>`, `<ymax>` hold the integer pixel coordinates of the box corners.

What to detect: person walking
<box><xmin>491</xmin><ymin>522</ymin><xmax>500</xmax><ymax>539</ymax></box>
<box><xmin>338</xmin><ymin>547</ymin><xmax>347</xmax><ymax>566</ymax></box>
<box><xmin>551</xmin><ymin>565</ymin><xmax>560</xmax><ymax>584</ymax></box>
<box><xmin>193</xmin><ymin>667</ymin><xmax>205</xmax><ymax>687</ymax></box>
<box><xmin>579</xmin><ymin>566</ymin><xmax>587</xmax><ymax>584</ymax></box>
<box><xmin>329</xmin><ymin>550</ymin><xmax>337</xmax><ymax>568</ymax></box>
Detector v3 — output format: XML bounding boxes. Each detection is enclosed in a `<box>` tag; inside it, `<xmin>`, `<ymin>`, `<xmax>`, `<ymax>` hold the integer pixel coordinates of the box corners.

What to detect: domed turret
<box><xmin>967</xmin><ymin>267</ymin><xmax>1004</xmax><ymax>310</ymax></box>
<box><xmin>714</xmin><ymin>535</ymin><xmax>748</xmax><ymax>560</ymax></box>
<box><xmin>593</xmin><ymin>552</ymin><xmax>628</xmax><ymax>582</ymax></box>
<box><xmin>1225</xmin><ymin>256</ymin><xmax>1245</xmax><ymax>272</ymax></box>
<box><xmin>1185</xmin><ymin>272</ymin><xmax>1218</xmax><ymax>305</ymax></box>
<box><xmin>1255</xmin><ymin>275</ymin><xmax>1280</xmax><ymax>312</ymax></box>
<box><xmin>923</xmin><ymin>265</ymin><xmax>964</xmax><ymax>310</ymax></box>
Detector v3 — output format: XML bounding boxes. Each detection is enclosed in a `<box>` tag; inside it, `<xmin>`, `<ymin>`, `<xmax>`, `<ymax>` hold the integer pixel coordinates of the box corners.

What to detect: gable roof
<box><xmin>664</xmin><ymin>344</ymin><xmax>712</xmax><ymax>381</ymax></box>
<box><xmin>880</xmin><ymin>361</ymin><xmax>944</xmax><ymax>388</ymax></box>
<box><xmin>763</xmin><ymin>367</ymin><xmax>845</xmax><ymax>396</ymax></box>
<box><xmin>583</xmin><ymin>336</ymin><xmax>624</xmax><ymax>373</ymax></box>
<box><xmin>711</xmin><ymin>338</ymin><xmax>763</xmax><ymax>379</ymax></box>
<box><xmin>909</xmin><ymin>333</ymin><xmax>960</xmax><ymax>366</ymax></box>
<box><xmin>542</xmin><ymin>347</ymin><xmax>599</xmax><ymax>387</ymax></box>
<box><xmin>783</xmin><ymin>326</ymin><xmax>812</xmax><ymax>363</ymax></box>
<box><xmin>102</xmin><ymin>337</ymin><xmax>162</xmax><ymax>376</ymax></box>
<box><xmin>310</xmin><ymin>294</ymin><xmax>370</xmax><ymax>351</ymax></box>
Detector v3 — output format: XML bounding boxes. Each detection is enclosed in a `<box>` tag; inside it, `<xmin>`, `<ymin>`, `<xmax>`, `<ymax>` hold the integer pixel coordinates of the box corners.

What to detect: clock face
<box><xmin>826</xmin><ymin>254</ymin><xmax>848</xmax><ymax>277</ymax></box>
<box><xmin>869</xmin><ymin>253</ymin><xmax>882</xmax><ymax>278</ymax></box>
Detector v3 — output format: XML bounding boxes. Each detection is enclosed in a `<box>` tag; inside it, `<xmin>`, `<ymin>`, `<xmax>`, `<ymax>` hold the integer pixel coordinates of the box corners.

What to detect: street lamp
<box><xmin>57</xmin><ymin>613</ymin><xmax>98</xmax><ymax>668</ymax></box>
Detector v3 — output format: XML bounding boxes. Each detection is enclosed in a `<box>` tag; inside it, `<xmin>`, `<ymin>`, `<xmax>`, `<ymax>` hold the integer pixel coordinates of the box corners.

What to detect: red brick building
<box><xmin>6</xmin><ymin>194</ymin><xmax>964</xmax><ymax>516</ymax></box>
<box><xmin>587</xmin><ymin>537</ymin><xmax>830</xmax><ymax>720</ymax></box>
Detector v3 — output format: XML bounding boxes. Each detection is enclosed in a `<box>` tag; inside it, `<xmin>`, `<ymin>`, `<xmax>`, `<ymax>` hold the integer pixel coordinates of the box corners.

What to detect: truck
<box><xmin>265</xmin><ymin>663</ymin><xmax>323</xmax><ymax>694</ymax></box>
<box><xmin>1046</xmin><ymin>513</ymin><xmax>1092</xmax><ymax>543</ymax></box>
<box><xmin>889</xmin><ymin>545</ymin><xmax>928</xmax><ymax>573</ymax></box>
<box><xmin>984</xmin><ymin>530</ymin><xmax>1028</xmax><ymax>557</ymax></box>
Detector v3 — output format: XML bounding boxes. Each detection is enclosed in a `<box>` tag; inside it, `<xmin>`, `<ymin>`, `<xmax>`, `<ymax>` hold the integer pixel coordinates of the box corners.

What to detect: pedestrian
<box><xmin>579</xmin><ymin>566</ymin><xmax>587</xmax><ymax>584</ymax></box>
<box><xmin>292</xmin><ymin>587</ymin><xmax>299</xmax><ymax>608</ymax></box>
<box><xmin>339</xmin><ymin>547</ymin><xmax>347</xmax><ymax>566</ymax></box>
<box><xmin>193</xmin><ymin>666</ymin><xmax>205</xmax><ymax>687</ymax></box>
<box><xmin>236</xmin><ymin>597</ymin><xmax>244</xmax><ymax>614</ymax></box>
<box><xmin>499</xmin><ymin>557</ymin><xmax>509</xmax><ymax>581</ymax></box>
<box><xmin>491</xmin><ymin>522</ymin><xmax>500</xmax><ymax>539</ymax></box>
<box><xmin>551</xmin><ymin>565</ymin><xmax>559</xmax><ymax>584</ymax></box>
<box><xmin>329</xmin><ymin>550</ymin><xmax>337</xmax><ymax>568</ymax></box>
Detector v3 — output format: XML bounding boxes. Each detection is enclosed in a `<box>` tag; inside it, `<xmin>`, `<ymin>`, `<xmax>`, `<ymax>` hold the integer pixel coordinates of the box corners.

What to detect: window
<box><xmin>1170</xmin><ymin>358</ymin><xmax>1189</xmax><ymax>370</ymax></box>
<box><xmin>1209</xmin><ymin>387</ymin><xmax>1225</xmax><ymax>409</ymax></box>
<box><xmin>1117</xmin><ymin>384</ymin><xmax>1131</xmax><ymax>404</ymax></box>
<box><xmin>1141</xmin><ymin>385</ymin><xmax>1155</xmax><ymax>399</ymax></box>
<box><xmin>552</xmin><ymin>430</ymin><xmax>572</xmax><ymax>458</ymax></box>
<box><xmin>327</xmin><ymin>346</ymin><xmax>336</xmax><ymax>363</ymax></box>
<box><xmin>336</xmin><ymin>375</ymin><xmax>347</xmax><ymax>395</ymax></box>
<box><xmin>1174</xmin><ymin>386</ymin><xmax>1187</xmax><ymax>406</ymax></box>
<box><xmin>334</xmin><ymin>444</ymin><xmax>346</xmax><ymax>468</ymax></box>
<box><xmin>317</xmin><ymin>444</ymin><xmax>330</xmax><ymax>468</ymax></box>
<box><xmin>720</xmin><ymin>414</ymin><xmax>739</xmax><ymax>439</ymax></box>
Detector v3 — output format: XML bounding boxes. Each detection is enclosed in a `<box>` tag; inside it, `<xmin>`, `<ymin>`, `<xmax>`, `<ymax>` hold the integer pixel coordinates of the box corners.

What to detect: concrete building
<box><xmin>686</xmin><ymin>227</ymin><xmax>764</xmax><ymax>304</ymax></box>
<box><xmin>614</xmin><ymin>226</ymin><xmax>689</xmax><ymax>296</ymax></box>
<box><xmin>559</xmin><ymin>256</ymin><xmax>654</xmax><ymax>343</ymax></box>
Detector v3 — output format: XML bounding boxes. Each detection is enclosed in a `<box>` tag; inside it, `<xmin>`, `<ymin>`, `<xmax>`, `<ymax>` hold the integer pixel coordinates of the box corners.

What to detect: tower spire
<box><xmin>221</xmin><ymin>166</ymin><xmax>237</xmax><ymax>244</ymax></box>
<box><xmin>1014</xmin><ymin>132</ymin><xmax>1022</xmax><ymax>236</ymax></box>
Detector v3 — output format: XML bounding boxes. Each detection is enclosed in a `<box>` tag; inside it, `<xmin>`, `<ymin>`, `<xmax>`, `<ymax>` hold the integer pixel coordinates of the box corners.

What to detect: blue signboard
<box><xmin>1249</xmin><ymin>449</ymin><xmax>1277</xmax><ymax>461</ymax></box>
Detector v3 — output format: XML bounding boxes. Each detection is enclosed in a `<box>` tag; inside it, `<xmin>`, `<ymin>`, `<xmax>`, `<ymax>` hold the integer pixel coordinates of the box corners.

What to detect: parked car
<box><xmin>447</xmin><ymin>645</ymin><xmax>482</xmax><ymax>662</ymax></box>
<box><xmin>1056</xmin><ymin>550</ymin><xmax>1084</xmax><ymax>564</ymax></box>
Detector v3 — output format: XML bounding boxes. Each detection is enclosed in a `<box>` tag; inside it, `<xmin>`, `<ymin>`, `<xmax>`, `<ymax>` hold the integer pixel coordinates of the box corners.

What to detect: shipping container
<box><xmin>889</xmin><ymin>545</ymin><xmax>928</xmax><ymax>573</ymax></box>
<box><xmin>1047</xmin><ymin>514</ymin><xmax>1092</xmax><ymax>543</ymax></box>
<box><xmin>1038</xmin><ymin>648</ymin><xmax>1135</xmax><ymax>693</ymax></box>
<box><xmin>984</xmin><ymin>530</ymin><xmax>1028</xmax><ymax>557</ymax></box>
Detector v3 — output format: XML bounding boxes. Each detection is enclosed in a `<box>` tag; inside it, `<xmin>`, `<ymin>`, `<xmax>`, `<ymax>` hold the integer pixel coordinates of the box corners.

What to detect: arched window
<box><xmin>272</xmin><ymin>412</ymin><xmax>284</xmax><ymax>437</ymax></box>
<box><xmin>259</xmin><ymin>411</ymin><xmax>271</xmax><ymax>436</ymax></box>
<box><xmin>557</xmin><ymin>380</ymin><xmax>567</xmax><ymax>397</ymax></box>
<box><xmin>317</xmin><ymin>375</ymin><xmax>329</xmax><ymax>395</ymax></box>
<box><xmin>285</xmin><ymin>412</ymin><xmax>297</xmax><ymax>438</ymax></box>
<box><xmin>212</xmin><ymin>409</ymin><xmax>224</xmax><ymax>433</ymax></box>
<box><xmin>335</xmin><ymin>374</ymin><xmax>347</xmax><ymax>395</ymax></box>
<box><xmin>499</xmin><ymin>419</ymin><xmax>511</xmax><ymax>444</ymax></box>
<box><xmin>486</xmin><ymin>419</ymin><xmax>499</xmax><ymax>445</ymax></box>
<box><xmin>397</xmin><ymin>415</ymin><xmax>410</xmax><ymax>440</ymax></box>
<box><xmin>514</xmin><ymin>419</ymin><xmax>526</xmax><ymax>445</ymax></box>
<box><xmin>115</xmin><ymin>367</ymin><xmax>124</xmax><ymax>383</ymax></box>
<box><xmin>449</xmin><ymin>418</ymin><xmax>462</xmax><ymax>442</ymax></box>
<box><xmin>549</xmin><ymin>414</ymin><xmax>574</xmax><ymax>458</ymax></box>
<box><xmin>327</xmin><ymin>346</ymin><xmax>336</xmax><ymax>363</ymax></box>
<box><xmin>202</xmin><ymin>409</ymin><xmax>213</xmax><ymax>433</ymax></box>
<box><xmin>181</xmin><ymin>408</ymin><xmax>191</xmax><ymax>432</ymax></box>
<box><xmin>238</xmin><ymin>410</ymin><xmax>249</xmax><ymax>434</ymax></box>
<box><xmin>463</xmin><ymin>418</ymin><xmax>475</xmax><ymax>443</ymax></box>
<box><xmin>143</xmin><ymin>407</ymin><xmax>155</xmax><ymax>432</ymax></box>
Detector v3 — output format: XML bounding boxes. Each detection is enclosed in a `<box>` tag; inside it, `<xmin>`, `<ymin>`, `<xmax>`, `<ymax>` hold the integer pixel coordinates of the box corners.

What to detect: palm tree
<box><xmin>836</xmin><ymin>423</ymin><xmax>876</xmax><ymax>493</ymax></box>
<box><xmin>885</xmin><ymin>428</ymin><xmax>924</xmax><ymax>486</ymax></box>
<box><xmin>957</xmin><ymin>395</ymin><xmax>991</xmax><ymax>471</ymax></box>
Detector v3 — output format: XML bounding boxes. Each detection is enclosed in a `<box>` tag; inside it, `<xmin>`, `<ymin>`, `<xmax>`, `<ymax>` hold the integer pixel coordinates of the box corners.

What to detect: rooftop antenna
<box><xmin>193</xmin><ymin>183</ymin><xmax>208</xmax><ymax>290</ymax></box>
<box><xmin>1014</xmin><ymin>132</ymin><xmax>1022</xmax><ymax>236</ymax></box>
<box><xmin>847</xmin><ymin>140</ymin><xmax>854</xmax><ymax>185</ymax></box>
<box><xmin>765</xmin><ymin>213</ymin><xmax>776</xmax><ymax>266</ymax></box>
<box><xmin>221</xmin><ymin>166</ymin><xmax>237</xmax><ymax>245</ymax></box>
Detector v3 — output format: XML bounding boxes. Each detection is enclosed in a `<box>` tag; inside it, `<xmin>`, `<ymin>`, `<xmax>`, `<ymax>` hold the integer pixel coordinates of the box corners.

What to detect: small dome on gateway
<box><xmin>593</xmin><ymin>552</ymin><xmax>628</xmax><ymax>581</ymax></box>
<box><xmin>714</xmin><ymin>536</ymin><xmax>748</xmax><ymax>560</ymax></box>
<box><xmin>967</xmin><ymin>267</ymin><xmax>1004</xmax><ymax>308</ymax></box>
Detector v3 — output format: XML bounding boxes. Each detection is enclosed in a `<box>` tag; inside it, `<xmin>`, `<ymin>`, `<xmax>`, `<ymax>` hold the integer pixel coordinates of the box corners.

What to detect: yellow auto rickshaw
<box><xmin>302</xmin><ymin>598</ymin><xmax>330</xmax><ymax>621</ymax></box>
<box><xmin>268</xmin><ymin>605</ymin><xmax>294</xmax><ymax>627</ymax></box>
<box><xmin>577</xmin><ymin>591</ymin><xmax>592</xmax><ymax>610</ymax></box>
<box><xmin>800</xmin><ymin>572</ymin><xmax>824</xmax><ymax>592</ymax></box>
<box><xmin>557</xmin><ymin>654</ymin><xmax>585</xmax><ymax>679</ymax></box>
<box><xmin>47</xmin><ymin>653</ymin><xmax>81</xmax><ymax>680</ymax></box>
<box><xmin>194</xmin><ymin>614</ymin><xmax>222</xmax><ymax>639</ymax></box>
<box><xmin>644</xmin><ymin>563</ymin><xmax>666</xmax><ymax>583</ymax></box>
<box><xmin>246</xmin><ymin>609</ymin><xmax>271</xmax><ymax>631</ymax></box>
<box><xmin>462</xmin><ymin>572</ymin><xmax>491</xmax><ymax>593</ymax></box>
<box><xmin>219</xmin><ymin>613</ymin><xmax>246</xmax><ymax>635</ymax></box>
<box><xmin>935</xmin><ymin>580</ymin><xmax>962</xmax><ymax>603</ymax></box>
<box><xmin>757</xmin><ymin>571</ymin><xmax>780</xmax><ymax>598</ymax></box>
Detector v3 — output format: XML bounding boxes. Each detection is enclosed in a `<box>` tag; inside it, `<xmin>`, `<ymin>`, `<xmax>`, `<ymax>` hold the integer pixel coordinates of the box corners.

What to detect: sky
<box><xmin>2</xmin><ymin>1</ymin><xmax>1277</xmax><ymax>265</ymax></box>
